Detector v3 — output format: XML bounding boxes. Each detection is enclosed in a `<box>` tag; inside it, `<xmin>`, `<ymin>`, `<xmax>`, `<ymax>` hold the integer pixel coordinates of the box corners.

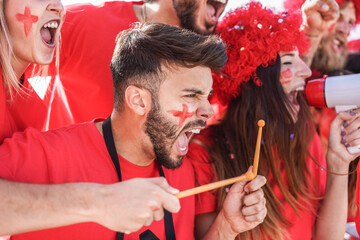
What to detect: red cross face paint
<box><xmin>167</xmin><ymin>104</ymin><xmax>194</xmax><ymax>128</ymax></box>
<box><xmin>328</xmin><ymin>23</ymin><xmax>336</xmax><ymax>33</ymax></box>
<box><xmin>16</xmin><ymin>6</ymin><xmax>39</xmax><ymax>37</ymax></box>
<box><xmin>280</xmin><ymin>68</ymin><xmax>293</xmax><ymax>85</ymax></box>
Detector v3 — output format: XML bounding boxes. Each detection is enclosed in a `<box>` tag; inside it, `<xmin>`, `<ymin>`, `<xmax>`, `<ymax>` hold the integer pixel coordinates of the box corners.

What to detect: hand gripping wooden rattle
<box><xmin>175</xmin><ymin>120</ymin><xmax>265</xmax><ymax>199</ymax></box>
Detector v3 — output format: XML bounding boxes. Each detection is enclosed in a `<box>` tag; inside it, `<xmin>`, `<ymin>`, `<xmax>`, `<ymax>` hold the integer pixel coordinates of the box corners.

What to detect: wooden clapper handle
<box><xmin>175</xmin><ymin>120</ymin><xmax>265</xmax><ymax>199</ymax></box>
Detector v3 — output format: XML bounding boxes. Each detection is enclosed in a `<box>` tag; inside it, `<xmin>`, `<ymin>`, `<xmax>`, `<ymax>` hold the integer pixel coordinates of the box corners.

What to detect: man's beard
<box><xmin>145</xmin><ymin>103</ymin><xmax>206</xmax><ymax>169</ymax></box>
<box><xmin>145</xmin><ymin>104</ymin><xmax>183</xmax><ymax>169</ymax></box>
<box><xmin>172</xmin><ymin>0</ymin><xmax>216</xmax><ymax>35</ymax></box>
<box><xmin>311</xmin><ymin>33</ymin><xmax>348</xmax><ymax>73</ymax></box>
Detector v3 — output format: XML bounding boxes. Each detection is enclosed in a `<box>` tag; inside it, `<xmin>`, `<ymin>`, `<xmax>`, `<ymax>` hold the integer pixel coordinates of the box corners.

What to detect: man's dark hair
<box><xmin>110</xmin><ymin>22</ymin><xmax>227</xmax><ymax>111</ymax></box>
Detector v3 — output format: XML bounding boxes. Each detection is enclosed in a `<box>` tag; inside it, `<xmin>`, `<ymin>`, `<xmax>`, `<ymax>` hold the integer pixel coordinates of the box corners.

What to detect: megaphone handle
<box><xmin>347</xmin><ymin>145</ymin><xmax>360</xmax><ymax>154</ymax></box>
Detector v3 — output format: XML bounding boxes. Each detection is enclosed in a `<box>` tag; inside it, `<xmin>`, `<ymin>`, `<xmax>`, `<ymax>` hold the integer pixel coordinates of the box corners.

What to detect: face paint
<box><xmin>16</xmin><ymin>6</ymin><xmax>39</xmax><ymax>37</ymax></box>
<box><xmin>328</xmin><ymin>23</ymin><xmax>336</xmax><ymax>33</ymax></box>
<box><xmin>280</xmin><ymin>68</ymin><xmax>293</xmax><ymax>85</ymax></box>
<box><xmin>167</xmin><ymin>104</ymin><xmax>194</xmax><ymax>128</ymax></box>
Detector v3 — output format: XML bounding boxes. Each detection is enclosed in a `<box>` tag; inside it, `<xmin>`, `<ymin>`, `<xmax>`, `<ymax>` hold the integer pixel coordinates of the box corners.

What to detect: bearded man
<box><xmin>285</xmin><ymin>0</ymin><xmax>359</xmax><ymax>75</ymax></box>
<box><xmin>311</xmin><ymin>0</ymin><xmax>358</xmax><ymax>75</ymax></box>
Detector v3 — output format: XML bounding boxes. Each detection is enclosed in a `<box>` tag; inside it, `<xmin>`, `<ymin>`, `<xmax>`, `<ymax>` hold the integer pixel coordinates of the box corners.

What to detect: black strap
<box><xmin>103</xmin><ymin>117</ymin><xmax>122</xmax><ymax>181</ymax></box>
<box><xmin>139</xmin><ymin>230</ymin><xmax>159</xmax><ymax>240</ymax></box>
<box><xmin>102</xmin><ymin>117</ymin><xmax>176</xmax><ymax>240</ymax></box>
<box><xmin>158</xmin><ymin>166</ymin><xmax>176</xmax><ymax>240</ymax></box>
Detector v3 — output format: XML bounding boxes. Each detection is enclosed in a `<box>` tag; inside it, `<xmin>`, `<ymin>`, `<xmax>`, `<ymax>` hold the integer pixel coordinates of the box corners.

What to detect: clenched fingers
<box><xmin>147</xmin><ymin>177</ymin><xmax>181</xmax><ymax>213</ymax></box>
<box><xmin>302</xmin><ymin>0</ymin><xmax>339</xmax><ymax>21</ymax></box>
<box><xmin>244</xmin><ymin>175</ymin><xmax>267</xmax><ymax>193</ymax></box>
<box><xmin>243</xmin><ymin>188</ymin><xmax>265</xmax><ymax>206</ymax></box>
<box><xmin>243</xmin><ymin>203</ymin><xmax>267</xmax><ymax>223</ymax></box>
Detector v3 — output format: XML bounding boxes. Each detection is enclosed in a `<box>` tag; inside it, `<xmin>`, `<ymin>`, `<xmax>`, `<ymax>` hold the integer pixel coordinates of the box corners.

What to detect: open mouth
<box><xmin>288</xmin><ymin>91</ymin><xmax>298</xmax><ymax>104</ymax></box>
<box><xmin>332</xmin><ymin>38</ymin><xmax>343</xmax><ymax>53</ymax></box>
<box><xmin>177</xmin><ymin>128</ymin><xmax>202</xmax><ymax>154</ymax></box>
<box><xmin>40</xmin><ymin>20</ymin><xmax>60</xmax><ymax>47</ymax></box>
<box><xmin>206</xmin><ymin>0</ymin><xmax>227</xmax><ymax>25</ymax></box>
<box><xmin>184</xmin><ymin>128</ymin><xmax>201</xmax><ymax>141</ymax></box>
<box><xmin>331</xmin><ymin>35</ymin><xmax>346</xmax><ymax>54</ymax></box>
<box><xmin>288</xmin><ymin>87</ymin><xmax>303</xmax><ymax>114</ymax></box>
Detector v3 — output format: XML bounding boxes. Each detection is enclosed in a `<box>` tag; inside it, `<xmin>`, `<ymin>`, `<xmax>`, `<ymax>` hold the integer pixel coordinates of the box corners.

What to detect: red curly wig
<box><xmin>284</xmin><ymin>0</ymin><xmax>360</xmax><ymax>24</ymax></box>
<box><xmin>213</xmin><ymin>2</ymin><xmax>310</xmax><ymax>105</ymax></box>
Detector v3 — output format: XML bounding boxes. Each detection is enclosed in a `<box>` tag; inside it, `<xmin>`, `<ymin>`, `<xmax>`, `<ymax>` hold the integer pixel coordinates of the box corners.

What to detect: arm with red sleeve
<box><xmin>0</xmin><ymin>127</ymin><xmax>180</xmax><ymax>236</ymax></box>
<box><xmin>314</xmin><ymin>110</ymin><xmax>360</xmax><ymax>240</ymax></box>
<box><xmin>0</xmin><ymin>128</ymin><xmax>102</xmax><ymax>235</ymax></box>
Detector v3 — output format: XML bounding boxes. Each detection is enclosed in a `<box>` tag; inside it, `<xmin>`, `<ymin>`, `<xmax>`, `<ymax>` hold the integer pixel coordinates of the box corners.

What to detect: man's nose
<box><xmin>336</xmin><ymin>20</ymin><xmax>352</xmax><ymax>36</ymax></box>
<box><xmin>196</xmin><ymin>100</ymin><xmax>214</xmax><ymax>121</ymax></box>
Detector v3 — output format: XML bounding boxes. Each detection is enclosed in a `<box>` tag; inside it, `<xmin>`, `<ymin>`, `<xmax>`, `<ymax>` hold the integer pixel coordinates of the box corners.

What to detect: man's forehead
<box><xmin>161</xmin><ymin>65</ymin><xmax>212</xmax><ymax>89</ymax></box>
<box><xmin>340</xmin><ymin>1</ymin><xmax>356</xmax><ymax>23</ymax></box>
<box><xmin>341</xmin><ymin>0</ymin><xmax>356</xmax><ymax>11</ymax></box>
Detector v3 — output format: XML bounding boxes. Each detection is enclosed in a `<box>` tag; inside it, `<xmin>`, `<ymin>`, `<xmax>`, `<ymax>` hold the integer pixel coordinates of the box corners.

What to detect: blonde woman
<box><xmin>0</xmin><ymin>0</ymin><xmax>64</xmax><ymax>142</ymax></box>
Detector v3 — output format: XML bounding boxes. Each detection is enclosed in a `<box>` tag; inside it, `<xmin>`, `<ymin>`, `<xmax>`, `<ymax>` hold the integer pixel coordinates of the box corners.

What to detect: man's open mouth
<box><xmin>177</xmin><ymin>128</ymin><xmax>202</xmax><ymax>154</ymax></box>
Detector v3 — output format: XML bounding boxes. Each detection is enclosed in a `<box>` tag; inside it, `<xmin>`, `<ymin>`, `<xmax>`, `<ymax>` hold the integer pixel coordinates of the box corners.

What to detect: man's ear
<box><xmin>124</xmin><ymin>86</ymin><xmax>151</xmax><ymax>115</ymax></box>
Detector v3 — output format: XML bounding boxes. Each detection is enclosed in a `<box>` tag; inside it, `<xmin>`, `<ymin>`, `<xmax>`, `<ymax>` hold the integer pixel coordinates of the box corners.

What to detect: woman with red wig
<box><xmin>187</xmin><ymin>2</ymin><xmax>360</xmax><ymax>239</ymax></box>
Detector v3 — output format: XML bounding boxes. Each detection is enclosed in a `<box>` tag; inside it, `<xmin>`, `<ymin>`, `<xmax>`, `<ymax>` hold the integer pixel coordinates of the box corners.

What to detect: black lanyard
<box><xmin>102</xmin><ymin>117</ymin><xmax>176</xmax><ymax>240</ymax></box>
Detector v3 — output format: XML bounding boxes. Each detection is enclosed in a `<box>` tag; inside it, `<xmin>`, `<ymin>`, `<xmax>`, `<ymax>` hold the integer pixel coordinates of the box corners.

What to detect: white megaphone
<box><xmin>304</xmin><ymin>73</ymin><xmax>360</xmax><ymax>154</ymax></box>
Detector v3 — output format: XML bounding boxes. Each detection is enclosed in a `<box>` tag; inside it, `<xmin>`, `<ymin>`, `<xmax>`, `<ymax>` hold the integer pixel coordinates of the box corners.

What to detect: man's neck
<box><xmin>133</xmin><ymin>0</ymin><xmax>181</xmax><ymax>27</ymax></box>
<box><xmin>95</xmin><ymin>115</ymin><xmax>155</xmax><ymax>167</ymax></box>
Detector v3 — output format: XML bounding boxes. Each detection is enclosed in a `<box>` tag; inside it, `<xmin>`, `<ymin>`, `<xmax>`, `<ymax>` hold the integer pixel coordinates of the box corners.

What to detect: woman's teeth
<box><xmin>43</xmin><ymin>21</ymin><xmax>59</xmax><ymax>29</ymax></box>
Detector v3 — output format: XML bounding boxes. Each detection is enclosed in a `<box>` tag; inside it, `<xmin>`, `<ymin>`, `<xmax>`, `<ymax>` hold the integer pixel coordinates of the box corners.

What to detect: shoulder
<box><xmin>186</xmin><ymin>127</ymin><xmax>219</xmax><ymax>183</ymax></box>
<box><xmin>2</xmin><ymin>121</ymin><xmax>100</xmax><ymax>148</ymax></box>
<box><xmin>64</xmin><ymin>1</ymin><xmax>136</xmax><ymax>20</ymax></box>
<box><xmin>188</xmin><ymin>128</ymin><xmax>213</xmax><ymax>163</ymax></box>
<box><xmin>61</xmin><ymin>1</ymin><xmax>139</xmax><ymax>44</ymax></box>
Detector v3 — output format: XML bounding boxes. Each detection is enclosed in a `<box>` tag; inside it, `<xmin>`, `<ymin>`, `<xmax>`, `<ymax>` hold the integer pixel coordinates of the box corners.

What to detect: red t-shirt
<box><xmin>186</xmin><ymin>128</ymin><xmax>327</xmax><ymax>240</ymax></box>
<box><xmin>2</xmin><ymin>62</ymin><xmax>74</xmax><ymax>142</ymax></box>
<box><xmin>0</xmin><ymin>120</ymin><xmax>195</xmax><ymax>239</ymax></box>
<box><xmin>318</xmin><ymin>108</ymin><xmax>337</xmax><ymax>152</ymax></box>
<box><xmin>0</xmin><ymin>73</ymin><xmax>15</xmax><ymax>143</ymax></box>
<box><xmin>0</xmin><ymin>69</ymin><xmax>18</xmax><ymax>143</ymax></box>
<box><xmin>47</xmin><ymin>1</ymin><xmax>141</xmax><ymax>128</ymax></box>
<box><xmin>355</xmin><ymin>163</ymin><xmax>360</xmax><ymax>234</ymax></box>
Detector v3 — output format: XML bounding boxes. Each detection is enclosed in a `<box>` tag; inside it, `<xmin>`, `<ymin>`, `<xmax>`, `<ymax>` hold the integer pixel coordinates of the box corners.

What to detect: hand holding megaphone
<box><xmin>304</xmin><ymin>74</ymin><xmax>360</xmax><ymax>154</ymax></box>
